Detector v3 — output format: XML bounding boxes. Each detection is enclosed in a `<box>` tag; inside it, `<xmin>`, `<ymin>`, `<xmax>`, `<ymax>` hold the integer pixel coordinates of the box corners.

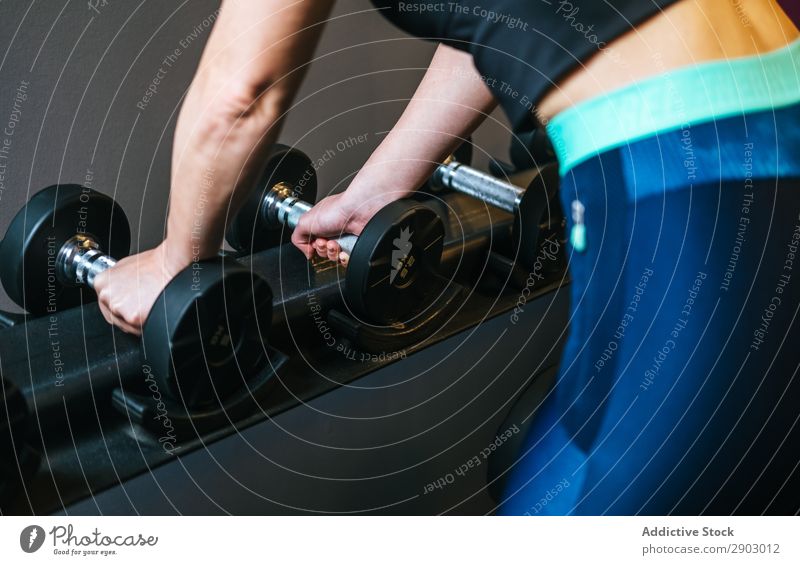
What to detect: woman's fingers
<box><xmin>97</xmin><ymin>300</ymin><xmax>116</xmax><ymax>327</ymax></box>
<box><xmin>326</xmin><ymin>240</ymin><xmax>341</xmax><ymax>262</ymax></box>
<box><xmin>98</xmin><ymin>298</ymin><xmax>141</xmax><ymax>336</ymax></box>
<box><xmin>290</xmin><ymin>229</ymin><xmax>315</xmax><ymax>259</ymax></box>
<box><xmin>113</xmin><ymin>315</ymin><xmax>141</xmax><ymax>336</ymax></box>
<box><xmin>314</xmin><ymin>238</ymin><xmax>329</xmax><ymax>258</ymax></box>
<box><xmin>291</xmin><ymin>196</ymin><xmax>354</xmax><ymax>265</ymax></box>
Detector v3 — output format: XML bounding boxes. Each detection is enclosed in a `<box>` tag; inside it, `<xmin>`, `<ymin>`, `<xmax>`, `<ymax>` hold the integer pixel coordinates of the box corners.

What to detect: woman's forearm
<box><xmin>343</xmin><ymin>43</ymin><xmax>497</xmax><ymax>203</ymax></box>
<box><xmin>164</xmin><ymin>82</ymin><xmax>274</xmax><ymax>267</ymax></box>
<box><xmin>163</xmin><ymin>0</ymin><xmax>334</xmax><ymax>268</ymax></box>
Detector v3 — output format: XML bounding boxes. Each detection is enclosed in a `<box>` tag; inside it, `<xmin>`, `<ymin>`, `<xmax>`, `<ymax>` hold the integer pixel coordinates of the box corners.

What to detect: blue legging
<box><xmin>500</xmin><ymin>100</ymin><xmax>800</xmax><ymax>515</ymax></box>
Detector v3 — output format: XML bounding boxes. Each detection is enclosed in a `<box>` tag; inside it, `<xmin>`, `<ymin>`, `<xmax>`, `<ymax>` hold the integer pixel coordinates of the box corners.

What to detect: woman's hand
<box><xmin>291</xmin><ymin>44</ymin><xmax>496</xmax><ymax>264</ymax></box>
<box><xmin>93</xmin><ymin>244</ymin><xmax>183</xmax><ymax>336</ymax></box>
<box><xmin>292</xmin><ymin>188</ymin><xmax>411</xmax><ymax>264</ymax></box>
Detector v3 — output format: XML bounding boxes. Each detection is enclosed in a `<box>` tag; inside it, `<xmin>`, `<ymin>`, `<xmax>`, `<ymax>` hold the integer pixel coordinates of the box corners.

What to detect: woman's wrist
<box><xmin>158</xmin><ymin>236</ymin><xmax>201</xmax><ymax>279</ymax></box>
<box><xmin>342</xmin><ymin>160</ymin><xmax>424</xmax><ymax>208</ymax></box>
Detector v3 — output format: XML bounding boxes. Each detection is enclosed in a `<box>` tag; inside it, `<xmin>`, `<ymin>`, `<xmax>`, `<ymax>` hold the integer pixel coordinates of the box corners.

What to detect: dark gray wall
<box><xmin>0</xmin><ymin>0</ymin><xmax>509</xmax><ymax>311</ymax></box>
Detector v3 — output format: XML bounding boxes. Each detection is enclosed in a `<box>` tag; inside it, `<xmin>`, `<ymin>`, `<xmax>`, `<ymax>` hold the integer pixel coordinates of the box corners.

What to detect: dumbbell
<box><xmin>0</xmin><ymin>185</ymin><xmax>273</xmax><ymax>406</ymax></box>
<box><xmin>227</xmin><ymin>141</ymin><xmax>469</xmax><ymax>254</ymax></box>
<box><xmin>229</xmin><ymin>145</ymin><xmax>447</xmax><ymax>325</ymax></box>
<box><xmin>430</xmin><ymin>156</ymin><xmax>560</xmax><ymax>269</ymax></box>
<box><xmin>227</xmin><ymin>146</ymin><xmax>318</xmax><ymax>253</ymax></box>
<box><xmin>423</xmin><ymin>138</ymin><xmax>474</xmax><ymax>192</ymax></box>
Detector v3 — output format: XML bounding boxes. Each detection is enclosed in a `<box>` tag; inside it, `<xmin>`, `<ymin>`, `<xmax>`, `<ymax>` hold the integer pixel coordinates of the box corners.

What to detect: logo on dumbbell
<box><xmin>390</xmin><ymin>227</ymin><xmax>415</xmax><ymax>284</ymax></box>
<box><xmin>19</xmin><ymin>525</ymin><xmax>45</xmax><ymax>553</ymax></box>
<box><xmin>209</xmin><ymin>324</ymin><xmax>232</xmax><ymax>348</ymax></box>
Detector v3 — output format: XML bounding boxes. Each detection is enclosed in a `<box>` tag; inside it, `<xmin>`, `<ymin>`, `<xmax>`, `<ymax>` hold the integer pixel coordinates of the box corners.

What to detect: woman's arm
<box><xmin>292</xmin><ymin>43</ymin><xmax>498</xmax><ymax>260</ymax></box>
<box><xmin>94</xmin><ymin>0</ymin><xmax>334</xmax><ymax>334</ymax></box>
<box><xmin>166</xmin><ymin>0</ymin><xmax>334</xmax><ymax>266</ymax></box>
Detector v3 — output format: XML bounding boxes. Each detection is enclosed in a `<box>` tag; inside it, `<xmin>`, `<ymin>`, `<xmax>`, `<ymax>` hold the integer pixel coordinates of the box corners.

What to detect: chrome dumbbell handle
<box><xmin>431</xmin><ymin>158</ymin><xmax>524</xmax><ymax>214</ymax></box>
<box><xmin>262</xmin><ymin>182</ymin><xmax>358</xmax><ymax>256</ymax></box>
<box><xmin>55</xmin><ymin>234</ymin><xmax>117</xmax><ymax>289</ymax></box>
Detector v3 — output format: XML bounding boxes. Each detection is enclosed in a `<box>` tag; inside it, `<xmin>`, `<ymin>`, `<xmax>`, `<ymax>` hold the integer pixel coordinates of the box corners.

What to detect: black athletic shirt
<box><xmin>372</xmin><ymin>0</ymin><xmax>680</xmax><ymax>132</ymax></box>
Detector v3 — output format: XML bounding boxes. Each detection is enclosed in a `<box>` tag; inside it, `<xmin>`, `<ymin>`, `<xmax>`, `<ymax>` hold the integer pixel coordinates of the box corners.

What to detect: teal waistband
<box><xmin>546</xmin><ymin>38</ymin><xmax>800</xmax><ymax>175</ymax></box>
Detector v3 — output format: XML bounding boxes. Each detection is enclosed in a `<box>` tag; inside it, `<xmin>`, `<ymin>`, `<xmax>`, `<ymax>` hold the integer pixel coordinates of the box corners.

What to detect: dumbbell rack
<box><xmin>0</xmin><ymin>189</ymin><xmax>569</xmax><ymax>515</ymax></box>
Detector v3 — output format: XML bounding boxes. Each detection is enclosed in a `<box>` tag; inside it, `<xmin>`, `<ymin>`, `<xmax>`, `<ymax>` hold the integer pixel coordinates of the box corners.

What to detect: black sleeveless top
<box><xmin>372</xmin><ymin>0</ymin><xmax>680</xmax><ymax>133</ymax></box>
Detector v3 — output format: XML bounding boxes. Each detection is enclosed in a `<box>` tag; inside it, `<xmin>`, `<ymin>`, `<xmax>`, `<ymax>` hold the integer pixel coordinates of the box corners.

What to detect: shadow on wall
<box><xmin>0</xmin><ymin>0</ymin><xmax>511</xmax><ymax>312</ymax></box>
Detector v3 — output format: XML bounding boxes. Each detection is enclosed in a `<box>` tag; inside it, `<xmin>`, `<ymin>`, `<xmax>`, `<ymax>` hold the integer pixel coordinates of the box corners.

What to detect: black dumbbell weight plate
<box><xmin>345</xmin><ymin>201</ymin><xmax>445</xmax><ymax>325</ymax></box>
<box><xmin>226</xmin><ymin>144</ymin><xmax>317</xmax><ymax>253</ymax></box>
<box><xmin>513</xmin><ymin>163</ymin><xmax>560</xmax><ymax>269</ymax></box>
<box><xmin>143</xmin><ymin>259</ymin><xmax>273</xmax><ymax>407</ymax></box>
<box><xmin>0</xmin><ymin>184</ymin><xmax>130</xmax><ymax>315</ymax></box>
